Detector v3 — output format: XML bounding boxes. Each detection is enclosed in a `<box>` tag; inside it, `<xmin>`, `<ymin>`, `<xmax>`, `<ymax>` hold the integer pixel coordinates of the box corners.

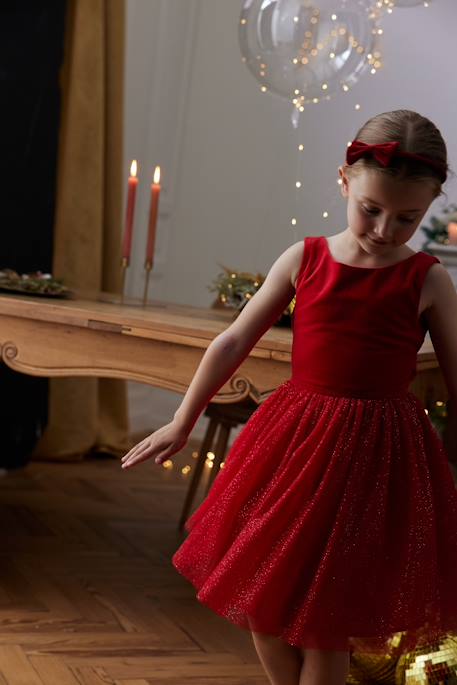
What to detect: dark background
<box><xmin>0</xmin><ymin>2</ymin><xmax>67</xmax><ymax>468</ymax></box>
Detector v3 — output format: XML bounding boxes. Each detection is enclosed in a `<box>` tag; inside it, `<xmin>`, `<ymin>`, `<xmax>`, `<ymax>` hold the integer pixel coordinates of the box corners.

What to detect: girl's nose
<box><xmin>374</xmin><ymin>220</ymin><xmax>394</xmax><ymax>241</ymax></box>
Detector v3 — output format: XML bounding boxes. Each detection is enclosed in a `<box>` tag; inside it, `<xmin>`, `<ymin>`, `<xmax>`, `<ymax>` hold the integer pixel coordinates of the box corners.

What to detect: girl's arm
<box><xmin>424</xmin><ymin>264</ymin><xmax>457</xmax><ymax>475</ymax></box>
<box><xmin>121</xmin><ymin>241</ymin><xmax>302</xmax><ymax>469</ymax></box>
<box><xmin>173</xmin><ymin>241</ymin><xmax>301</xmax><ymax>433</ymax></box>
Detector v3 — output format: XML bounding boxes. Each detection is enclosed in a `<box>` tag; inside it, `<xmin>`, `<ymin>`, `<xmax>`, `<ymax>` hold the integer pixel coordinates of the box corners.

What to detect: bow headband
<box><xmin>346</xmin><ymin>140</ymin><xmax>447</xmax><ymax>183</ymax></box>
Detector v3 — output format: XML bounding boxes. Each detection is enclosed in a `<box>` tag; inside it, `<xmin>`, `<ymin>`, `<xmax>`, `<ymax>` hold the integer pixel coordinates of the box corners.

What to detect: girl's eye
<box><xmin>362</xmin><ymin>205</ymin><xmax>416</xmax><ymax>224</ymax></box>
<box><xmin>362</xmin><ymin>205</ymin><xmax>379</xmax><ymax>215</ymax></box>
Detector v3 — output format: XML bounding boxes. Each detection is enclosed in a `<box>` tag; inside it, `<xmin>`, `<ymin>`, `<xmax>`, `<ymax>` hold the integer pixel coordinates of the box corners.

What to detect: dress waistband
<box><xmin>288</xmin><ymin>377</ymin><xmax>410</xmax><ymax>400</ymax></box>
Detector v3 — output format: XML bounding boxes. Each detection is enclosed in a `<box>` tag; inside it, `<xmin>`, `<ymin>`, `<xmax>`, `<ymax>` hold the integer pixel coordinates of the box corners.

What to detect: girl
<box><xmin>121</xmin><ymin>110</ymin><xmax>457</xmax><ymax>685</ymax></box>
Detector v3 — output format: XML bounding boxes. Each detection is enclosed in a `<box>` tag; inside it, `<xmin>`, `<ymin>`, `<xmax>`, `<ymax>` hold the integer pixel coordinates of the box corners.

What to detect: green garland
<box><xmin>0</xmin><ymin>268</ymin><xmax>70</xmax><ymax>296</ymax></box>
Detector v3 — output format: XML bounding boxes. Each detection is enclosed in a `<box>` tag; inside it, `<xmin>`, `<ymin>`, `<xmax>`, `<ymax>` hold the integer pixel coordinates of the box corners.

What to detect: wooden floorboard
<box><xmin>0</xmin><ymin>442</ymin><xmax>266</xmax><ymax>684</ymax></box>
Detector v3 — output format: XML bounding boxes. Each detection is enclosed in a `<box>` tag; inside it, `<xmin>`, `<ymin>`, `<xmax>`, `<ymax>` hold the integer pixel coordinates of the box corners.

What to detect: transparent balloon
<box><xmin>239</xmin><ymin>0</ymin><xmax>383</xmax><ymax>113</ymax></box>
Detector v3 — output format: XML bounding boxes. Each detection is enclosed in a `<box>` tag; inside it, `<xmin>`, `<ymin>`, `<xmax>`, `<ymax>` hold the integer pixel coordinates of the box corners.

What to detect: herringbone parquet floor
<box><xmin>0</xmin><ymin>439</ymin><xmax>266</xmax><ymax>685</ymax></box>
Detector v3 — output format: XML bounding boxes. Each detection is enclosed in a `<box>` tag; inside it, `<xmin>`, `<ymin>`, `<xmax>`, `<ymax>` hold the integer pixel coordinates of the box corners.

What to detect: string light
<box><xmin>168</xmin><ymin>450</ymin><xmax>226</xmax><ymax>476</ymax></box>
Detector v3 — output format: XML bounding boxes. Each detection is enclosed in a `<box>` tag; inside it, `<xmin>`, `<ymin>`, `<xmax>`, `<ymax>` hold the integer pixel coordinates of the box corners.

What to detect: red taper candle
<box><xmin>145</xmin><ymin>165</ymin><xmax>161</xmax><ymax>266</ymax></box>
<box><xmin>122</xmin><ymin>160</ymin><xmax>139</xmax><ymax>263</ymax></box>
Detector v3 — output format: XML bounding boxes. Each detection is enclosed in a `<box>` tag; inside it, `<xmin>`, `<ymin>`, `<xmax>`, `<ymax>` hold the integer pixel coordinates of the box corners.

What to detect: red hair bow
<box><xmin>346</xmin><ymin>140</ymin><xmax>400</xmax><ymax>167</ymax></box>
<box><xmin>346</xmin><ymin>139</ymin><xmax>447</xmax><ymax>182</ymax></box>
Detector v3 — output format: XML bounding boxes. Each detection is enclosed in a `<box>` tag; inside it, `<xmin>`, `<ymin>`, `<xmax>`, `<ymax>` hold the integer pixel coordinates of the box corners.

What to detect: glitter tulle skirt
<box><xmin>171</xmin><ymin>378</ymin><xmax>457</xmax><ymax>653</ymax></box>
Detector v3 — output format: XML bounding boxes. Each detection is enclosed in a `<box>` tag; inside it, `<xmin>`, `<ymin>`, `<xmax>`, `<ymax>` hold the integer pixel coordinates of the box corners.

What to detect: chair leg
<box><xmin>178</xmin><ymin>416</ymin><xmax>219</xmax><ymax>532</ymax></box>
<box><xmin>204</xmin><ymin>421</ymin><xmax>232</xmax><ymax>495</ymax></box>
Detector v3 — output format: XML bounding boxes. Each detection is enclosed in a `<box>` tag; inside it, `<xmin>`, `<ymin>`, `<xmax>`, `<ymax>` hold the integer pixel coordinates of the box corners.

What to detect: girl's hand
<box><xmin>121</xmin><ymin>419</ymin><xmax>189</xmax><ymax>469</ymax></box>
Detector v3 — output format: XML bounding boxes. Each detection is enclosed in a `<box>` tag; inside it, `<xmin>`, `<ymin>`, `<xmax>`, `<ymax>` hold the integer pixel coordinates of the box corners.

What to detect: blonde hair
<box><xmin>343</xmin><ymin>110</ymin><xmax>449</xmax><ymax>197</ymax></box>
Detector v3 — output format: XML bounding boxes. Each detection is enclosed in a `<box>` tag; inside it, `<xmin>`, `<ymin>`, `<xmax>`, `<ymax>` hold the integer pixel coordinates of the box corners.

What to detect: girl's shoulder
<box><xmin>421</xmin><ymin>259</ymin><xmax>454</xmax><ymax>312</ymax></box>
<box><xmin>290</xmin><ymin>237</ymin><xmax>316</xmax><ymax>290</ymax></box>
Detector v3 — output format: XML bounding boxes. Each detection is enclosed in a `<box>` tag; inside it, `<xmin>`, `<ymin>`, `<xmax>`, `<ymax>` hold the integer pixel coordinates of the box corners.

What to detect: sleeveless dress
<box><xmin>172</xmin><ymin>235</ymin><xmax>457</xmax><ymax>653</ymax></box>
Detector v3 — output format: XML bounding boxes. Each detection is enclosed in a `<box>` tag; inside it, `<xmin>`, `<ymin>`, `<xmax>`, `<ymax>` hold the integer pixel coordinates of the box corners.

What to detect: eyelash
<box><xmin>361</xmin><ymin>206</ymin><xmax>416</xmax><ymax>224</ymax></box>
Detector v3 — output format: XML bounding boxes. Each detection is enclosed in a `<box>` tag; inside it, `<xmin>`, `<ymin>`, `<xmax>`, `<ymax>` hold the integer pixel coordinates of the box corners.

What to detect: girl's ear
<box><xmin>338</xmin><ymin>166</ymin><xmax>350</xmax><ymax>198</ymax></box>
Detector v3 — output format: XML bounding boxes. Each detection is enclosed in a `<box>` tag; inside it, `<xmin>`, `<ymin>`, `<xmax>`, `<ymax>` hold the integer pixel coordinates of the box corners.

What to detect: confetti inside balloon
<box><xmin>378</xmin><ymin>0</ymin><xmax>431</xmax><ymax>7</ymax></box>
<box><xmin>238</xmin><ymin>0</ymin><xmax>383</xmax><ymax>111</ymax></box>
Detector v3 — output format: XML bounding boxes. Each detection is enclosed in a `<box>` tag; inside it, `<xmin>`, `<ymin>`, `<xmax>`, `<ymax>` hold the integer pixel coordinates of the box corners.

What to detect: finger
<box><xmin>120</xmin><ymin>448</ymin><xmax>142</xmax><ymax>465</ymax></box>
<box><xmin>121</xmin><ymin>436</ymin><xmax>152</xmax><ymax>462</ymax></box>
<box><xmin>122</xmin><ymin>442</ymin><xmax>159</xmax><ymax>469</ymax></box>
<box><xmin>121</xmin><ymin>438</ymin><xmax>148</xmax><ymax>462</ymax></box>
<box><xmin>154</xmin><ymin>448</ymin><xmax>172</xmax><ymax>465</ymax></box>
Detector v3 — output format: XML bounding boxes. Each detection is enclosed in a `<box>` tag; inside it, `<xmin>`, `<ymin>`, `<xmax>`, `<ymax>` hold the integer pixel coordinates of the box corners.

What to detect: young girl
<box><xmin>121</xmin><ymin>110</ymin><xmax>457</xmax><ymax>685</ymax></box>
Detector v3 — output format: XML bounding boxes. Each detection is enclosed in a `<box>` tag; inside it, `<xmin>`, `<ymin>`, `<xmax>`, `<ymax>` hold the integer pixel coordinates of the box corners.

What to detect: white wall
<box><xmin>124</xmin><ymin>0</ymin><xmax>457</xmax><ymax>439</ymax></box>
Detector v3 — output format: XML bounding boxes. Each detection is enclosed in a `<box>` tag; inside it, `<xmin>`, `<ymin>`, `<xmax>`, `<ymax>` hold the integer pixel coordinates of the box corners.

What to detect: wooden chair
<box><xmin>178</xmin><ymin>398</ymin><xmax>259</xmax><ymax>531</ymax></box>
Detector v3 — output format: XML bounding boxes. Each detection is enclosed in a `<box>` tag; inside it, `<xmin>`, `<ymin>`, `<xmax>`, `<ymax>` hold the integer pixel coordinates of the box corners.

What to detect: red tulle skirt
<box><xmin>172</xmin><ymin>379</ymin><xmax>457</xmax><ymax>653</ymax></box>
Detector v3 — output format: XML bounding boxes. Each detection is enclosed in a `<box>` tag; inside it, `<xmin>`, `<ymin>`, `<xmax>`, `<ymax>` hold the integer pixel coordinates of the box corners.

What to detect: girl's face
<box><xmin>338</xmin><ymin>167</ymin><xmax>437</xmax><ymax>254</ymax></box>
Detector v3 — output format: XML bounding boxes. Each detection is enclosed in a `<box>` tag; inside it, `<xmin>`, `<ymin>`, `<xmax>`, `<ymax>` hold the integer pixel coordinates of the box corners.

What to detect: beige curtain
<box><xmin>32</xmin><ymin>0</ymin><xmax>130</xmax><ymax>461</ymax></box>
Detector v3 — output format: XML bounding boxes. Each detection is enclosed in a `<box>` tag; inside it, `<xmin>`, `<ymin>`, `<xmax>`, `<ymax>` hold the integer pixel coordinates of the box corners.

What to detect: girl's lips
<box><xmin>368</xmin><ymin>235</ymin><xmax>389</xmax><ymax>245</ymax></box>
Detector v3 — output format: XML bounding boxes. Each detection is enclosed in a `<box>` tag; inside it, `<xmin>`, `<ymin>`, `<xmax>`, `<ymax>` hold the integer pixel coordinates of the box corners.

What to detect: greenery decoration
<box><xmin>0</xmin><ymin>268</ymin><xmax>70</xmax><ymax>297</ymax></box>
<box><xmin>420</xmin><ymin>203</ymin><xmax>457</xmax><ymax>251</ymax></box>
<box><xmin>208</xmin><ymin>264</ymin><xmax>295</xmax><ymax>327</ymax></box>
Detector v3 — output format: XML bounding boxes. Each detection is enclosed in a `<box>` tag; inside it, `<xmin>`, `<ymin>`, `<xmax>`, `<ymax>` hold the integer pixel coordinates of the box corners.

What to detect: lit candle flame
<box><xmin>130</xmin><ymin>160</ymin><xmax>137</xmax><ymax>177</ymax></box>
<box><xmin>154</xmin><ymin>165</ymin><xmax>161</xmax><ymax>184</ymax></box>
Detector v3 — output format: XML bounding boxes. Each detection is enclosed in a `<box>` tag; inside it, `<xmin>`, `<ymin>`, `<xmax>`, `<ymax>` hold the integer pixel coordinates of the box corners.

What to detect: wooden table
<box><xmin>0</xmin><ymin>290</ymin><xmax>448</xmax><ymax>410</ymax></box>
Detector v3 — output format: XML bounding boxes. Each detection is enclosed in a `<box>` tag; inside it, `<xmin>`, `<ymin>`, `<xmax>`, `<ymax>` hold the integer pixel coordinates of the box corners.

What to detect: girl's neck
<box><xmin>328</xmin><ymin>228</ymin><xmax>415</xmax><ymax>268</ymax></box>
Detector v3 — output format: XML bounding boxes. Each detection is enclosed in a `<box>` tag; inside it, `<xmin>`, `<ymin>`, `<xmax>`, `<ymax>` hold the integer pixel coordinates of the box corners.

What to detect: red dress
<box><xmin>172</xmin><ymin>235</ymin><xmax>457</xmax><ymax>653</ymax></box>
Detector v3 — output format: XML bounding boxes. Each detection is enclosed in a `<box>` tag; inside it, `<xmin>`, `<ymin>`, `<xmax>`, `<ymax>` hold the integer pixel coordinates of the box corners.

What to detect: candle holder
<box><xmin>143</xmin><ymin>260</ymin><xmax>153</xmax><ymax>306</ymax></box>
<box><xmin>120</xmin><ymin>256</ymin><xmax>129</xmax><ymax>304</ymax></box>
